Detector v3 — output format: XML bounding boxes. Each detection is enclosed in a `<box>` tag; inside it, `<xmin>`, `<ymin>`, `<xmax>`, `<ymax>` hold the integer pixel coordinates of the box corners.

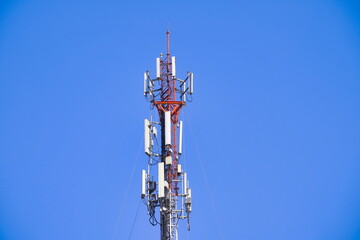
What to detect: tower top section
<box><xmin>143</xmin><ymin>31</ymin><xmax>194</xmax><ymax>105</ymax></box>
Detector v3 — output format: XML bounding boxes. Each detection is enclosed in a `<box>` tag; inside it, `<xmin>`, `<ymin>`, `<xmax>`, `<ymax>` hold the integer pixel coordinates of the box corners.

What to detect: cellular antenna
<box><xmin>142</xmin><ymin>31</ymin><xmax>195</xmax><ymax>240</ymax></box>
<box><xmin>167</xmin><ymin>30</ymin><xmax>171</xmax><ymax>57</ymax></box>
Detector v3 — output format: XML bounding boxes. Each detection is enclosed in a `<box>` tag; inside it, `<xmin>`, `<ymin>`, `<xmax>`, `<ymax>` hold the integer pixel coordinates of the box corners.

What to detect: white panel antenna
<box><xmin>144</xmin><ymin>119</ymin><xmax>150</xmax><ymax>155</ymax></box>
<box><xmin>141</xmin><ymin>170</ymin><xmax>146</xmax><ymax>198</ymax></box>
<box><xmin>156</xmin><ymin>58</ymin><xmax>161</xmax><ymax>78</ymax></box>
<box><xmin>178</xmin><ymin>164</ymin><xmax>182</xmax><ymax>174</ymax></box>
<box><xmin>186</xmin><ymin>188</ymin><xmax>192</xmax><ymax>212</ymax></box>
<box><xmin>165</xmin><ymin>111</ymin><xmax>171</xmax><ymax>145</ymax></box>
<box><xmin>158</xmin><ymin>162</ymin><xmax>165</xmax><ymax>198</ymax></box>
<box><xmin>171</xmin><ymin>56</ymin><xmax>176</xmax><ymax>77</ymax></box>
<box><xmin>179</xmin><ymin>121</ymin><xmax>183</xmax><ymax>154</ymax></box>
<box><xmin>143</xmin><ymin>72</ymin><xmax>148</xmax><ymax>96</ymax></box>
<box><xmin>189</xmin><ymin>72</ymin><xmax>194</xmax><ymax>94</ymax></box>
<box><xmin>165</xmin><ymin>155</ymin><xmax>172</xmax><ymax>165</ymax></box>
<box><xmin>183</xmin><ymin>172</ymin><xmax>187</xmax><ymax>196</ymax></box>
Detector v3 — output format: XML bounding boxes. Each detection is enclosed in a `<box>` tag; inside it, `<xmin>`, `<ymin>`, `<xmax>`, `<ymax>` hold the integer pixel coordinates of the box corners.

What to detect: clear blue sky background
<box><xmin>1</xmin><ymin>0</ymin><xmax>360</xmax><ymax>239</ymax></box>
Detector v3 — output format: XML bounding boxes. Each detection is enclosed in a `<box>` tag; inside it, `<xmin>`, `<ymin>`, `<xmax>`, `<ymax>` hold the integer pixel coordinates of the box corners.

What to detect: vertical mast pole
<box><xmin>160</xmin><ymin>30</ymin><xmax>176</xmax><ymax>240</ymax></box>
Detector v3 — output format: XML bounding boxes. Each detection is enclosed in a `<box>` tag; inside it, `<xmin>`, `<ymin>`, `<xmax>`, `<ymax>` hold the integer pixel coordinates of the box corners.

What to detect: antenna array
<box><xmin>141</xmin><ymin>31</ymin><xmax>194</xmax><ymax>240</ymax></box>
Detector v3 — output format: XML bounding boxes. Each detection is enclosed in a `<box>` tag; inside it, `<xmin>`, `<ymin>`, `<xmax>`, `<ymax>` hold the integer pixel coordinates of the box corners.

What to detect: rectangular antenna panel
<box><xmin>178</xmin><ymin>164</ymin><xmax>182</xmax><ymax>174</ymax></box>
<box><xmin>156</xmin><ymin>58</ymin><xmax>160</xmax><ymax>78</ymax></box>
<box><xmin>165</xmin><ymin>111</ymin><xmax>171</xmax><ymax>145</ymax></box>
<box><xmin>179</xmin><ymin>121</ymin><xmax>183</xmax><ymax>154</ymax></box>
<box><xmin>143</xmin><ymin>72</ymin><xmax>147</xmax><ymax>96</ymax></box>
<box><xmin>171</xmin><ymin>56</ymin><xmax>176</xmax><ymax>77</ymax></box>
<box><xmin>183</xmin><ymin>172</ymin><xmax>187</xmax><ymax>195</ymax></box>
<box><xmin>186</xmin><ymin>188</ymin><xmax>192</xmax><ymax>212</ymax></box>
<box><xmin>165</xmin><ymin>155</ymin><xmax>172</xmax><ymax>165</ymax></box>
<box><xmin>158</xmin><ymin>162</ymin><xmax>165</xmax><ymax>198</ymax></box>
<box><xmin>190</xmin><ymin>72</ymin><xmax>194</xmax><ymax>94</ymax></box>
<box><xmin>144</xmin><ymin>119</ymin><xmax>150</xmax><ymax>155</ymax></box>
<box><xmin>141</xmin><ymin>170</ymin><xmax>146</xmax><ymax>198</ymax></box>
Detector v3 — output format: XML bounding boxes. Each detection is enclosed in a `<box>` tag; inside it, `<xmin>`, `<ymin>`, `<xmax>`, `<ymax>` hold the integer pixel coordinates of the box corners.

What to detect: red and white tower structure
<box><xmin>141</xmin><ymin>31</ymin><xmax>194</xmax><ymax>240</ymax></box>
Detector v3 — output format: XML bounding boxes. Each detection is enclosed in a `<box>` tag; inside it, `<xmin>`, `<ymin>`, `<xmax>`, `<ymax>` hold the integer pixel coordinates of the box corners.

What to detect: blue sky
<box><xmin>0</xmin><ymin>0</ymin><xmax>360</xmax><ymax>239</ymax></box>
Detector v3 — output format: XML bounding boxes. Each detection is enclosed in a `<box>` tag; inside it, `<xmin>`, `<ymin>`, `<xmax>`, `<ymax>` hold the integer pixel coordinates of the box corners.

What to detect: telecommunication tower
<box><xmin>141</xmin><ymin>31</ymin><xmax>194</xmax><ymax>240</ymax></box>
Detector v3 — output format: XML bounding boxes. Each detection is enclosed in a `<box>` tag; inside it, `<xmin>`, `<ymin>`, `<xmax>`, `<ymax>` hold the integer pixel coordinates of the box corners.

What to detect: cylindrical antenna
<box><xmin>166</xmin><ymin>31</ymin><xmax>170</xmax><ymax>56</ymax></box>
<box><xmin>144</xmin><ymin>72</ymin><xmax>147</xmax><ymax>96</ymax></box>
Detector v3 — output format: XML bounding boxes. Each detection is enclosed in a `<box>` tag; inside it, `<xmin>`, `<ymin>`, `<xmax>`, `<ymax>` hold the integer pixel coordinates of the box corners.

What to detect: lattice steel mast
<box><xmin>141</xmin><ymin>31</ymin><xmax>194</xmax><ymax>240</ymax></box>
